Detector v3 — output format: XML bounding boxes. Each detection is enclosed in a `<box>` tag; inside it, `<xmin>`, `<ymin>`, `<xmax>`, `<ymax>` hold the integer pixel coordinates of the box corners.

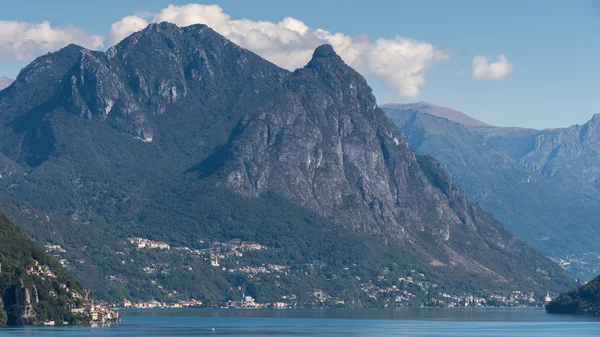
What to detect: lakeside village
<box><xmin>46</xmin><ymin>239</ymin><xmax>556</xmax><ymax>310</ymax></box>
<box><xmin>25</xmin><ymin>259</ymin><xmax>120</xmax><ymax>325</ymax></box>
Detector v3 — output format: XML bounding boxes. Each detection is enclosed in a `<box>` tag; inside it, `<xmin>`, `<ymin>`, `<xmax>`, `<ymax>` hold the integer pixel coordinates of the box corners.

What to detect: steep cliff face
<box><xmin>219</xmin><ymin>45</ymin><xmax>431</xmax><ymax>237</ymax></box>
<box><xmin>218</xmin><ymin>46</ymin><xmax>472</xmax><ymax>241</ymax></box>
<box><xmin>9</xmin><ymin>280</ymin><xmax>37</xmax><ymax>325</ymax></box>
<box><xmin>202</xmin><ymin>45</ymin><xmax>569</xmax><ymax>284</ymax></box>
<box><xmin>517</xmin><ymin>114</ymin><xmax>600</xmax><ymax>196</ymax></box>
<box><xmin>476</xmin><ymin>114</ymin><xmax>600</xmax><ymax>198</ymax></box>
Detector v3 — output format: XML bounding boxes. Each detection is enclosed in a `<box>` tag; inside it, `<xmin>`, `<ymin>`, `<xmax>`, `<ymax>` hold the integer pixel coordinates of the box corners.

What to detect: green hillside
<box><xmin>547</xmin><ymin>275</ymin><xmax>600</xmax><ymax>315</ymax></box>
<box><xmin>0</xmin><ymin>213</ymin><xmax>88</xmax><ymax>326</ymax></box>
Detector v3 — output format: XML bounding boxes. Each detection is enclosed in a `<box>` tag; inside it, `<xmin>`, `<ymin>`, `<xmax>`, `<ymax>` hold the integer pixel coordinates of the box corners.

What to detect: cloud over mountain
<box><xmin>0</xmin><ymin>4</ymin><xmax>451</xmax><ymax>97</ymax></box>
<box><xmin>106</xmin><ymin>4</ymin><xmax>447</xmax><ymax>97</ymax></box>
<box><xmin>0</xmin><ymin>20</ymin><xmax>104</xmax><ymax>60</ymax></box>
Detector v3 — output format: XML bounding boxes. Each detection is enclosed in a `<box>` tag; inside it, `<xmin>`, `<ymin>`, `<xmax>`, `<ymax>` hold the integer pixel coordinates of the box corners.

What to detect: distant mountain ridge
<box><xmin>383</xmin><ymin>104</ymin><xmax>600</xmax><ymax>280</ymax></box>
<box><xmin>381</xmin><ymin>101</ymin><xmax>489</xmax><ymax>127</ymax></box>
<box><xmin>476</xmin><ymin>114</ymin><xmax>600</xmax><ymax>198</ymax></box>
<box><xmin>0</xmin><ymin>22</ymin><xmax>573</xmax><ymax>304</ymax></box>
<box><xmin>383</xmin><ymin>102</ymin><xmax>600</xmax><ymax>198</ymax></box>
<box><xmin>0</xmin><ymin>76</ymin><xmax>13</xmax><ymax>91</ymax></box>
<box><xmin>389</xmin><ymin>101</ymin><xmax>600</xmax><ymax>198</ymax></box>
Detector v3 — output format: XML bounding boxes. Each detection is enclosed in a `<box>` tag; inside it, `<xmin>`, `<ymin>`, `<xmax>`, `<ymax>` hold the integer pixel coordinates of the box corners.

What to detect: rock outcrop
<box><xmin>476</xmin><ymin>113</ymin><xmax>600</xmax><ymax>198</ymax></box>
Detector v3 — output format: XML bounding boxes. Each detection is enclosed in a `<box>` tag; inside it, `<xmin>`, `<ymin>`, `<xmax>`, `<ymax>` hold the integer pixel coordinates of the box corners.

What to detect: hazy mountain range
<box><xmin>476</xmin><ymin>115</ymin><xmax>600</xmax><ymax>199</ymax></box>
<box><xmin>382</xmin><ymin>102</ymin><xmax>489</xmax><ymax>127</ymax></box>
<box><xmin>0</xmin><ymin>76</ymin><xmax>13</xmax><ymax>91</ymax></box>
<box><xmin>383</xmin><ymin>102</ymin><xmax>600</xmax><ymax>280</ymax></box>
<box><xmin>0</xmin><ymin>22</ymin><xmax>573</xmax><ymax>305</ymax></box>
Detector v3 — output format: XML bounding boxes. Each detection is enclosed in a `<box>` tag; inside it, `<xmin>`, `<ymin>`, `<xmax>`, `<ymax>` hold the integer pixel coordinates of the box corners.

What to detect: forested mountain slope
<box><xmin>0</xmin><ymin>23</ymin><xmax>574</xmax><ymax>305</ymax></box>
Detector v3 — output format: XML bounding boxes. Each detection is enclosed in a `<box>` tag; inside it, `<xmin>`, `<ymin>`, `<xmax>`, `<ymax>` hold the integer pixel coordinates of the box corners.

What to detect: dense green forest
<box><xmin>0</xmin><ymin>182</ymin><xmax>572</xmax><ymax>306</ymax></box>
<box><xmin>546</xmin><ymin>275</ymin><xmax>600</xmax><ymax>315</ymax></box>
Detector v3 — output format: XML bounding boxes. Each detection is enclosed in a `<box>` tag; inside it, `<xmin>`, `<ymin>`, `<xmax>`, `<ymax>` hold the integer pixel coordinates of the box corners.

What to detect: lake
<box><xmin>1</xmin><ymin>308</ymin><xmax>598</xmax><ymax>336</ymax></box>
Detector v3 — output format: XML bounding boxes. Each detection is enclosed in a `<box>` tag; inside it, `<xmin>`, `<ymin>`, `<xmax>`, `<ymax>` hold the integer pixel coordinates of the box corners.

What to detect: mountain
<box><xmin>474</xmin><ymin>114</ymin><xmax>600</xmax><ymax>199</ymax></box>
<box><xmin>381</xmin><ymin>102</ymin><xmax>489</xmax><ymax>127</ymax></box>
<box><xmin>0</xmin><ymin>212</ymin><xmax>90</xmax><ymax>326</ymax></box>
<box><xmin>546</xmin><ymin>275</ymin><xmax>600</xmax><ymax>315</ymax></box>
<box><xmin>0</xmin><ymin>22</ymin><xmax>573</xmax><ymax>305</ymax></box>
<box><xmin>383</xmin><ymin>108</ymin><xmax>600</xmax><ymax>280</ymax></box>
<box><xmin>0</xmin><ymin>77</ymin><xmax>13</xmax><ymax>91</ymax></box>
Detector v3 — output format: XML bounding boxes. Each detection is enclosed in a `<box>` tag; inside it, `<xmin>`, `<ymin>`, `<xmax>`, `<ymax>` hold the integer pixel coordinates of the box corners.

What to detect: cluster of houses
<box><xmin>20</xmin><ymin>259</ymin><xmax>118</xmax><ymax>325</ymax></box>
<box><xmin>223</xmin><ymin>295</ymin><xmax>292</xmax><ymax>309</ymax></box>
<box><xmin>171</xmin><ymin>239</ymin><xmax>267</xmax><ymax>267</ymax></box>
<box><xmin>71</xmin><ymin>298</ymin><xmax>120</xmax><ymax>324</ymax></box>
<box><xmin>127</xmin><ymin>237</ymin><xmax>170</xmax><ymax>250</ymax></box>
<box><xmin>354</xmin><ymin>270</ymin><xmax>552</xmax><ymax>308</ymax></box>
<box><xmin>44</xmin><ymin>244</ymin><xmax>67</xmax><ymax>253</ymax></box>
<box><xmin>433</xmin><ymin>289</ymin><xmax>549</xmax><ymax>307</ymax></box>
<box><xmin>228</xmin><ymin>264</ymin><xmax>289</xmax><ymax>277</ymax></box>
<box><xmin>205</xmin><ymin>240</ymin><xmax>267</xmax><ymax>267</ymax></box>
<box><xmin>122</xmin><ymin>298</ymin><xmax>203</xmax><ymax>309</ymax></box>
<box><xmin>26</xmin><ymin>260</ymin><xmax>56</xmax><ymax>279</ymax></box>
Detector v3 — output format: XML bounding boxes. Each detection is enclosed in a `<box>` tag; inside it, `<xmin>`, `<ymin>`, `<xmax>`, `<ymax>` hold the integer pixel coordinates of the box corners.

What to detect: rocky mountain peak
<box><xmin>311</xmin><ymin>44</ymin><xmax>340</xmax><ymax>59</ymax></box>
<box><xmin>306</xmin><ymin>44</ymin><xmax>348</xmax><ymax>72</ymax></box>
<box><xmin>147</xmin><ymin>21</ymin><xmax>186</xmax><ymax>31</ymax></box>
<box><xmin>299</xmin><ymin>44</ymin><xmax>376</xmax><ymax>111</ymax></box>
<box><xmin>10</xmin><ymin>44</ymin><xmax>84</xmax><ymax>88</ymax></box>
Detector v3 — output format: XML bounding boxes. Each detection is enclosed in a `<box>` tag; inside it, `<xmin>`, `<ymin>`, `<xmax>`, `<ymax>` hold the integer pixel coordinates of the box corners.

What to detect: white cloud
<box><xmin>472</xmin><ymin>54</ymin><xmax>514</xmax><ymax>80</ymax></box>
<box><xmin>106</xmin><ymin>3</ymin><xmax>446</xmax><ymax>97</ymax></box>
<box><xmin>106</xmin><ymin>16</ymin><xmax>149</xmax><ymax>46</ymax></box>
<box><xmin>0</xmin><ymin>20</ymin><xmax>104</xmax><ymax>60</ymax></box>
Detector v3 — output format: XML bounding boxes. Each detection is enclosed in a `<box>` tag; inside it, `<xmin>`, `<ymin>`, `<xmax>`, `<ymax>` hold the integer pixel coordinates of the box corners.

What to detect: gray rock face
<box><xmin>222</xmin><ymin>46</ymin><xmax>450</xmax><ymax>240</ymax></box>
<box><xmin>55</xmin><ymin>22</ymin><xmax>289</xmax><ymax>144</ymax></box>
<box><xmin>206</xmin><ymin>45</ymin><xmax>563</xmax><ymax>280</ymax></box>
<box><xmin>478</xmin><ymin>114</ymin><xmax>600</xmax><ymax>198</ymax></box>
<box><xmin>11</xmin><ymin>280</ymin><xmax>36</xmax><ymax>325</ymax></box>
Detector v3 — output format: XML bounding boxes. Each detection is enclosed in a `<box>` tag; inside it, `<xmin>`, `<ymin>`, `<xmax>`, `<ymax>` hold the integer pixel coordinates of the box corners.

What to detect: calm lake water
<box><xmin>1</xmin><ymin>308</ymin><xmax>599</xmax><ymax>336</ymax></box>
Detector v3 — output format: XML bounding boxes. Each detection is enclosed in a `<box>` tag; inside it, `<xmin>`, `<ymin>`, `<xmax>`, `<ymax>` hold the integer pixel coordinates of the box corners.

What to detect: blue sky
<box><xmin>1</xmin><ymin>0</ymin><xmax>598</xmax><ymax>128</ymax></box>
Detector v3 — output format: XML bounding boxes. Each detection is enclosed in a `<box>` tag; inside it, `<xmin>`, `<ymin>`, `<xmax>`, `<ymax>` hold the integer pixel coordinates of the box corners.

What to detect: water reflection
<box><xmin>2</xmin><ymin>308</ymin><xmax>599</xmax><ymax>336</ymax></box>
<box><xmin>125</xmin><ymin>307</ymin><xmax>600</xmax><ymax>322</ymax></box>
